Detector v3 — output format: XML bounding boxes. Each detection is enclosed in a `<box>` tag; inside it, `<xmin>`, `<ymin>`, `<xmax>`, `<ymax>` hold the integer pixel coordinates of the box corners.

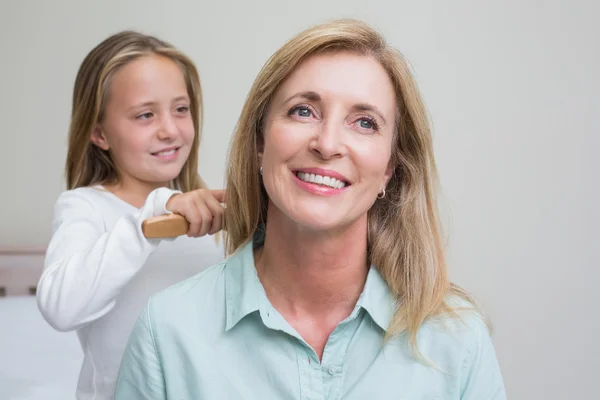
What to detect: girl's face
<box><xmin>91</xmin><ymin>54</ymin><xmax>194</xmax><ymax>190</ymax></box>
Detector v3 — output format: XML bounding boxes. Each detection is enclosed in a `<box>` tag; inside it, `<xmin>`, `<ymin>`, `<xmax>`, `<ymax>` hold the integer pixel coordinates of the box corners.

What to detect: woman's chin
<box><xmin>285</xmin><ymin>210</ymin><xmax>351</xmax><ymax>234</ymax></box>
<box><xmin>268</xmin><ymin>198</ymin><xmax>366</xmax><ymax>235</ymax></box>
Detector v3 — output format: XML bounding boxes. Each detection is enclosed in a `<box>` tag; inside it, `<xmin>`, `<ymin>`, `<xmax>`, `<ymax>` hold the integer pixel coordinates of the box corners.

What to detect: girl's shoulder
<box><xmin>52</xmin><ymin>185</ymin><xmax>130</xmax><ymax>225</ymax></box>
<box><xmin>55</xmin><ymin>185</ymin><xmax>132</xmax><ymax>209</ymax></box>
<box><xmin>55</xmin><ymin>185</ymin><xmax>109</xmax><ymax>202</ymax></box>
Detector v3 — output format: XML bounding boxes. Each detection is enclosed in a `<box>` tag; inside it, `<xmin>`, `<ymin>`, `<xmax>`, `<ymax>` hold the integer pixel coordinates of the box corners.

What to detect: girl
<box><xmin>36</xmin><ymin>31</ymin><xmax>225</xmax><ymax>399</ymax></box>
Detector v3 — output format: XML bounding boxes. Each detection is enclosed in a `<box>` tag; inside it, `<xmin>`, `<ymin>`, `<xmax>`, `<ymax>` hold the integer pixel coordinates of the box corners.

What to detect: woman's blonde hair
<box><xmin>225</xmin><ymin>19</ymin><xmax>482</xmax><ymax>355</ymax></box>
<box><xmin>66</xmin><ymin>30</ymin><xmax>205</xmax><ymax>191</ymax></box>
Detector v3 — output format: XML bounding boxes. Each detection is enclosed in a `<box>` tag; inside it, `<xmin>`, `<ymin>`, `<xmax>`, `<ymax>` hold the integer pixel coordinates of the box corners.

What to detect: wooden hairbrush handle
<box><xmin>142</xmin><ymin>214</ymin><xmax>189</xmax><ymax>238</ymax></box>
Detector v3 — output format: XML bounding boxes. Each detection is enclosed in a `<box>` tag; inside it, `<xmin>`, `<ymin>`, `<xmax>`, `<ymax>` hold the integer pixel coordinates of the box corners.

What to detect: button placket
<box><xmin>327</xmin><ymin>365</ymin><xmax>341</xmax><ymax>376</ymax></box>
<box><xmin>297</xmin><ymin>345</ymin><xmax>325</xmax><ymax>400</ymax></box>
<box><xmin>320</xmin><ymin>310</ymin><xmax>366</xmax><ymax>400</ymax></box>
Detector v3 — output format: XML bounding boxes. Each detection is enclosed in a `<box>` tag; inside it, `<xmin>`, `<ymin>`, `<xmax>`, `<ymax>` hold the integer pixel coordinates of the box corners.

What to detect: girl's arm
<box><xmin>36</xmin><ymin>187</ymin><xmax>177</xmax><ymax>332</ymax></box>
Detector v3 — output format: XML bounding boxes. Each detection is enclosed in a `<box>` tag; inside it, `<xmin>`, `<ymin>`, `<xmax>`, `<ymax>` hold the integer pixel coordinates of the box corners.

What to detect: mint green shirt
<box><xmin>115</xmin><ymin>237</ymin><xmax>506</xmax><ymax>399</ymax></box>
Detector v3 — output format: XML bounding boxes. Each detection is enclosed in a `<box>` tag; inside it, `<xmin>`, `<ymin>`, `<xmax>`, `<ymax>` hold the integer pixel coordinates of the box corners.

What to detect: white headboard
<box><xmin>0</xmin><ymin>248</ymin><xmax>45</xmax><ymax>296</ymax></box>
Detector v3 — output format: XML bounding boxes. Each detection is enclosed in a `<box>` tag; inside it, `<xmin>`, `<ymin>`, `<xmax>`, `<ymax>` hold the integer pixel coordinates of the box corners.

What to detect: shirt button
<box><xmin>328</xmin><ymin>366</ymin><xmax>339</xmax><ymax>375</ymax></box>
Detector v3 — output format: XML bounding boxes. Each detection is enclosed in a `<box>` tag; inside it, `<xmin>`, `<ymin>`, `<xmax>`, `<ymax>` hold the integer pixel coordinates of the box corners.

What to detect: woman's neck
<box><xmin>255</xmin><ymin>207</ymin><xmax>369</xmax><ymax>321</ymax></box>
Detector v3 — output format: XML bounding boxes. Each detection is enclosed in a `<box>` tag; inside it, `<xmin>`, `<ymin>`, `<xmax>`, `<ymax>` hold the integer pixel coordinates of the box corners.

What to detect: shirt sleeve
<box><xmin>460</xmin><ymin>315</ymin><xmax>507</xmax><ymax>400</ymax></box>
<box><xmin>36</xmin><ymin>187</ymin><xmax>179</xmax><ymax>332</ymax></box>
<box><xmin>114</xmin><ymin>303</ymin><xmax>166</xmax><ymax>399</ymax></box>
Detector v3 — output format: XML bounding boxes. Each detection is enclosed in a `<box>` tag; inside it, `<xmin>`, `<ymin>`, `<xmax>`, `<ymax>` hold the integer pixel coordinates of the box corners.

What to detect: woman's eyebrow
<box><xmin>283</xmin><ymin>90</ymin><xmax>321</xmax><ymax>104</ymax></box>
<box><xmin>352</xmin><ymin>103</ymin><xmax>387</xmax><ymax>125</ymax></box>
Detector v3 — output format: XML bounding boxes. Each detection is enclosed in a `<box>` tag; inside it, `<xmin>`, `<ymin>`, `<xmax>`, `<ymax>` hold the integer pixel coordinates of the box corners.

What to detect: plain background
<box><xmin>1</xmin><ymin>0</ymin><xmax>598</xmax><ymax>398</ymax></box>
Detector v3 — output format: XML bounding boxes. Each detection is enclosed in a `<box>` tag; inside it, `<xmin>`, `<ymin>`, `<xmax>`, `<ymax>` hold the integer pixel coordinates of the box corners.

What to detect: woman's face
<box><xmin>260</xmin><ymin>51</ymin><xmax>396</xmax><ymax>233</ymax></box>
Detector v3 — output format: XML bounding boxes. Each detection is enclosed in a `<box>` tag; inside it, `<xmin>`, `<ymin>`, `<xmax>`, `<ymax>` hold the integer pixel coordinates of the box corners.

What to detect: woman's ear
<box><xmin>90</xmin><ymin>124</ymin><xmax>110</xmax><ymax>150</ymax></box>
<box><xmin>257</xmin><ymin>130</ymin><xmax>265</xmax><ymax>168</ymax></box>
<box><xmin>382</xmin><ymin>159</ymin><xmax>394</xmax><ymax>188</ymax></box>
<box><xmin>257</xmin><ymin>152</ymin><xmax>264</xmax><ymax>169</ymax></box>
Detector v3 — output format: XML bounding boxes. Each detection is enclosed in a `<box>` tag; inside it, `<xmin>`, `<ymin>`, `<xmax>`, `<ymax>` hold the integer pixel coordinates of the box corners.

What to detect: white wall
<box><xmin>1</xmin><ymin>0</ymin><xmax>598</xmax><ymax>398</ymax></box>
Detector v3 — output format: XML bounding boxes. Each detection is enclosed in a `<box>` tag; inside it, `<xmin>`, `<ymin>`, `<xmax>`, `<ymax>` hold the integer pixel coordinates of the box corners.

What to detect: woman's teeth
<box><xmin>296</xmin><ymin>172</ymin><xmax>346</xmax><ymax>189</ymax></box>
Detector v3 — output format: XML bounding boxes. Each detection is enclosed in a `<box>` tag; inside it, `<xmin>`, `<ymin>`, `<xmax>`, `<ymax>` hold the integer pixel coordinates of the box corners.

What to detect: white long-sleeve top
<box><xmin>36</xmin><ymin>185</ymin><xmax>225</xmax><ymax>399</ymax></box>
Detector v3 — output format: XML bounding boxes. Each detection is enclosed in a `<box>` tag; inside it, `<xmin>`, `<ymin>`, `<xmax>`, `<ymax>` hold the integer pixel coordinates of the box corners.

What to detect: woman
<box><xmin>115</xmin><ymin>19</ymin><xmax>506</xmax><ymax>399</ymax></box>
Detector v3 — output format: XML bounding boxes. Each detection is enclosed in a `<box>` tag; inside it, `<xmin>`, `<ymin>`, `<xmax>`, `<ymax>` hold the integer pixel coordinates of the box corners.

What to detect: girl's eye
<box><xmin>176</xmin><ymin>106</ymin><xmax>189</xmax><ymax>113</ymax></box>
<box><xmin>136</xmin><ymin>112</ymin><xmax>154</xmax><ymax>120</ymax></box>
<box><xmin>289</xmin><ymin>105</ymin><xmax>313</xmax><ymax>118</ymax></box>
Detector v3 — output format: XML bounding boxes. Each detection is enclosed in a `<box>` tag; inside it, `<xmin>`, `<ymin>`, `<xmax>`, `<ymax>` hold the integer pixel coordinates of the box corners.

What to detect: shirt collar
<box><xmin>224</xmin><ymin>229</ymin><xmax>397</xmax><ymax>332</ymax></box>
<box><xmin>357</xmin><ymin>266</ymin><xmax>397</xmax><ymax>332</ymax></box>
<box><xmin>224</xmin><ymin>236</ymin><xmax>263</xmax><ymax>331</ymax></box>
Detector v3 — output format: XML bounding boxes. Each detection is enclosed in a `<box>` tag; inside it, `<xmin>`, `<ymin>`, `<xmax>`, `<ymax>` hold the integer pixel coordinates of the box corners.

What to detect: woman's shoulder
<box><xmin>421</xmin><ymin>294</ymin><xmax>505</xmax><ymax>397</ymax></box>
<box><xmin>413</xmin><ymin>293</ymin><xmax>496</xmax><ymax>373</ymax></box>
<box><xmin>154</xmin><ymin>258</ymin><xmax>227</xmax><ymax>295</ymax></box>
<box><xmin>141</xmin><ymin>245</ymin><xmax>253</xmax><ymax>340</ymax></box>
<box><xmin>151</xmin><ymin>218</ymin><xmax>227</xmax><ymax>262</ymax></box>
<box><xmin>144</xmin><ymin>260</ymin><xmax>229</xmax><ymax>326</ymax></box>
<box><xmin>423</xmin><ymin>293</ymin><xmax>491</xmax><ymax>340</ymax></box>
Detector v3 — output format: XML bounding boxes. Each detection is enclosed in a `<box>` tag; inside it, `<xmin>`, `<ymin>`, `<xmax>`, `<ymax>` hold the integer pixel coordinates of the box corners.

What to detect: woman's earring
<box><xmin>259</xmin><ymin>166</ymin><xmax>263</xmax><ymax>175</ymax></box>
<box><xmin>377</xmin><ymin>188</ymin><xmax>386</xmax><ymax>199</ymax></box>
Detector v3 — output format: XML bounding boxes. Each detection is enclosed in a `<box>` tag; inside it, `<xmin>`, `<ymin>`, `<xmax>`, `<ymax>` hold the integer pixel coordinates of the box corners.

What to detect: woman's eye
<box><xmin>176</xmin><ymin>106</ymin><xmax>189</xmax><ymax>113</ymax></box>
<box><xmin>359</xmin><ymin>119</ymin><xmax>373</xmax><ymax>129</ymax></box>
<box><xmin>356</xmin><ymin>117</ymin><xmax>379</xmax><ymax>131</ymax></box>
<box><xmin>290</xmin><ymin>106</ymin><xmax>313</xmax><ymax>118</ymax></box>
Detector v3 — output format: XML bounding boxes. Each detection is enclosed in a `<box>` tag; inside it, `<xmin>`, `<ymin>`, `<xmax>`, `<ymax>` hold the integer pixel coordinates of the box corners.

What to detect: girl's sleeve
<box><xmin>36</xmin><ymin>187</ymin><xmax>179</xmax><ymax>331</ymax></box>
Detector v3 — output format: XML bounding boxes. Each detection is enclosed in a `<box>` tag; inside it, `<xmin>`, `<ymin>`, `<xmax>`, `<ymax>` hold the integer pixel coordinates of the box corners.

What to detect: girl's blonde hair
<box><xmin>225</xmin><ymin>19</ymin><xmax>483</xmax><ymax>355</ymax></box>
<box><xmin>66</xmin><ymin>30</ymin><xmax>205</xmax><ymax>191</ymax></box>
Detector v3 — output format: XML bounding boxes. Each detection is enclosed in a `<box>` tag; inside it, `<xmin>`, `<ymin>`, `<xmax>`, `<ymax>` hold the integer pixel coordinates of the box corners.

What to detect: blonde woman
<box><xmin>116</xmin><ymin>19</ymin><xmax>505</xmax><ymax>399</ymax></box>
<box><xmin>37</xmin><ymin>31</ymin><xmax>225</xmax><ymax>399</ymax></box>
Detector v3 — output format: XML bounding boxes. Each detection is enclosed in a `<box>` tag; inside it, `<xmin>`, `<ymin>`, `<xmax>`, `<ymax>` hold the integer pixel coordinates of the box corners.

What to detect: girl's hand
<box><xmin>165</xmin><ymin>189</ymin><xmax>225</xmax><ymax>237</ymax></box>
